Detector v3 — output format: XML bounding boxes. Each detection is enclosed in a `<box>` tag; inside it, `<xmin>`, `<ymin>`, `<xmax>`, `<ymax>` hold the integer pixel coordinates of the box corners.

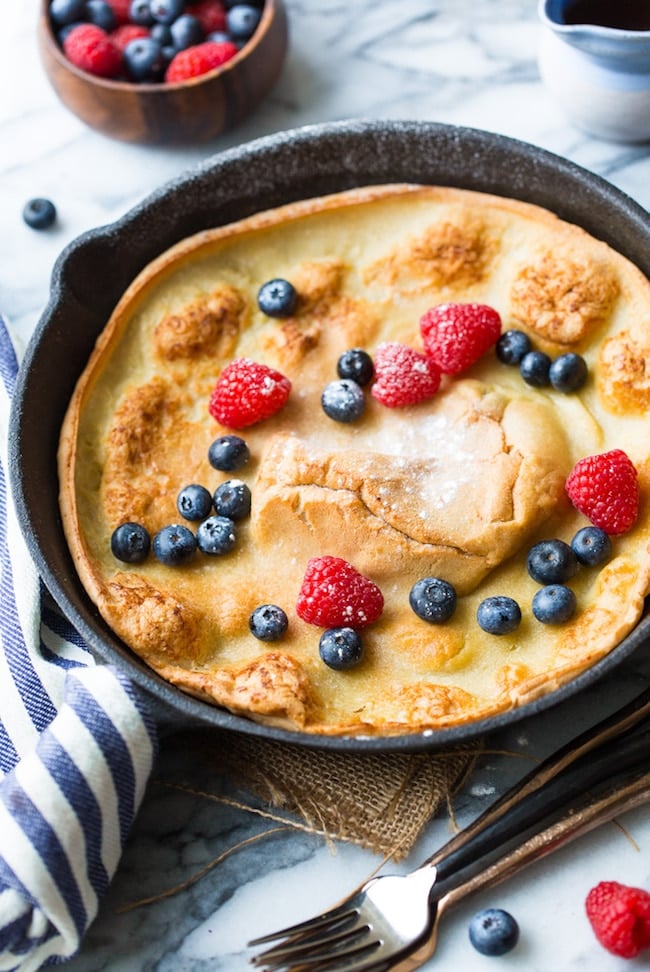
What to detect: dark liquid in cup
<box><xmin>563</xmin><ymin>0</ymin><xmax>650</xmax><ymax>30</ymax></box>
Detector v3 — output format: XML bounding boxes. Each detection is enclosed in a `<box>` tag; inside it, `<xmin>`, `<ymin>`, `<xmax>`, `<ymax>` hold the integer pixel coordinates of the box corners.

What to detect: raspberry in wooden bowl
<box><xmin>37</xmin><ymin>0</ymin><xmax>288</xmax><ymax>145</ymax></box>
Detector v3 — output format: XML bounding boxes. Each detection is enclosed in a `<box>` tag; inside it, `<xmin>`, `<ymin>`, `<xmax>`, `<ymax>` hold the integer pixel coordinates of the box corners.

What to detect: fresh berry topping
<box><xmin>370</xmin><ymin>342</ymin><xmax>441</xmax><ymax>408</ymax></box>
<box><xmin>22</xmin><ymin>198</ymin><xmax>57</xmax><ymax>230</ymax></box>
<box><xmin>532</xmin><ymin>584</ymin><xmax>577</xmax><ymax>624</ymax></box>
<box><xmin>196</xmin><ymin>515</ymin><xmax>237</xmax><ymax>554</ymax></box>
<box><xmin>169</xmin><ymin>12</ymin><xmax>204</xmax><ymax>48</ymax></box>
<box><xmin>571</xmin><ymin>525</ymin><xmax>612</xmax><ymax>566</ymax></box>
<box><xmin>337</xmin><ymin>348</ymin><xmax>374</xmax><ymax>386</ymax></box>
<box><xmin>164</xmin><ymin>38</ymin><xmax>237</xmax><ymax>79</ymax></box>
<box><xmin>495</xmin><ymin>329</ymin><xmax>531</xmax><ymax>365</ymax></box>
<box><xmin>549</xmin><ymin>352</ymin><xmax>588</xmax><ymax>393</ymax></box>
<box><xmin>110</xmin><ymin>522</ymin><xmax>151</xmax><ymax>563</ymax></box>
<box><xmin>177</xmin><ymin>483</ymin><xmax>213</xmax><ymax>521</ymax></box>
<box><xmin>319</xmin><ymin>627</ymin><xmax>364</xmax><ymax>670</ymax></box>
<box><xmin>129</xmin><ymin>0</ymin><xmax>155</xmax><ymax>26</ymax></box>
<box><xmin>152</xmin><ymin>523</ymin><xmax>197</xmax><ymax>565</ymax></box>
<box><xmin>186</xmin><ymin>0</ymin><xmax>227</xmax><ymax>33</ymax></box>
<box><xmin>420</xmin><ymin>302</ymin><xmax>502</xmax><ymax>375</ymax></box>
<box><xmin>526</xmin><ymin>539</ymin><xmax>578</xmax><ymax>585</ymax></box>
<box><xmin>63</xmin><ymin>23</ymin><xmax>123</xmax><ymax>77</ymax></box>
<box><xmin>296</xmin><ymin>556</ymin><xmax>384</xmax><ymax>628</ymax></box>
<box><xmin>468</xmin><ymin>908</ymin><xmax>520</xmax><ymax>956</ymax></box>
<box><xmin>257</xmin><ymin>278</ymin><xmax>298</xmax><ymax>318</ymax></box>
<box><xmin>50</xmin><ymin>0</ymin><xmax>87</xmax><ymax>27</ymax></box>
<box><xmin>409</xmin><ymin>577</ymin><xmax>457</xmax><ymax>624</ymax></box>
<box><xmin>249</xmin><ymin>604</ymin><xmax>289</xmax><ymax>641</ymax></box>
<box><xmin>208</xmin><ymin>434</ymin><xmax>250</xmax><ymax>471</ymax></box>
<box><xmin>85</xmin><ymin>0</ymin><xmax>117</xmax><ymax>31</ymax></box>
<box><xmin>226</xmin><ymin>2</ymin><xmax>262</xmax><ymax>41</ymax></box>
<box><xmin>586</xmin><ymin>881</ymin><xmax>650</xmax><ymax>959</ymax></box>
<box><xmin>123</xmin><ymin>35</ymin><xmax>165</xmax><ymax>80</ymax></box>
<box><xmin>321</xmin><ymin>379</ymin><xmax>366</xmax><ymax>423</ymax></box>
<box><xmin>150</xmin><ymin>0</ymin><xmax>185</xmax><ymax>24</ymax></box>
<box><xmin>565</xmin><ymin>449</ymin><xmax>639</xmax><ymax>535</ymax></box>
<box><xmin>110</xmin><ymin>22</ymin><xmax>150</xmax><ymax>51</ymax></box>
<box><xmin>208</xmin><ymin>358</ymin><xmax>291</xmax><ymax>429</ymax></box>
<box><xmin>106</xmin><ymin>0</ymin><xmax>133</xmax><ymax>25</ymax></box>
<box><xmin>213</xmin><ymin>479</ymin><xmax>251</xmax><ymax>519</ymax></box>
<box><xmin>519</xmin><ymin>349</ymin><xmax>551</xmax><ymax>387</ymax></box>
<box><xmin>477</xmin><ymin>596</ymin><xmax>521</xmax><ymax>635</ymax></box>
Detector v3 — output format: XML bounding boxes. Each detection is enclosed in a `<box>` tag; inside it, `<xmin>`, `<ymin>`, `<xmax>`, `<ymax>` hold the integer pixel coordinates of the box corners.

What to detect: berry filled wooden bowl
<box><xmin>37</xmin><ymin>0</ymin><xmax>288</xmax><ymax>145</ymax></box>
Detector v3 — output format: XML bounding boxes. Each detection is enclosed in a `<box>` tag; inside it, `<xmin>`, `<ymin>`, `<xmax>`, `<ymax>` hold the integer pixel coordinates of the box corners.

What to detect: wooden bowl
<box><xmin>37</xmin><ymin>0</ymin><xmax>288</xmax><ymax>145</ymax></box>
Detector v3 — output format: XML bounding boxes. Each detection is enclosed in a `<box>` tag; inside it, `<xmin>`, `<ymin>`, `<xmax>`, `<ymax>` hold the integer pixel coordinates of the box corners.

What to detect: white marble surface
<box><xmin>3</xmin><ymin>1</ymin><xmax>650</xmax><ymax>969</ymax></box>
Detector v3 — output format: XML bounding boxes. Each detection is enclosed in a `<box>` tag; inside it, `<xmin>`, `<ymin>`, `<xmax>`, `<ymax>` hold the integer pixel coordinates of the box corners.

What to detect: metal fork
<box><xmin>249</xmin><ymin>687</ymin><xmax>650</xmax><ymax>971</ymax></box>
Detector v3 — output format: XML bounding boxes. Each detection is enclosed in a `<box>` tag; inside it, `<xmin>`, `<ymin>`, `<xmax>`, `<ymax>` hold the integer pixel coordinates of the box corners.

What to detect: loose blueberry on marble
<box><xmin>477</xmin><ymin>596</ymin><xmax>521</xmax><ymax>634</ymax></box>
<box><xmin>571</xmin><ymin>525</ymin><xmax>612</xmax><ymax>567</ymax></box>
<box><xmin>150</xmin><ymin>0</ymin><xmax>185</xmax><ymax>24</ymax></box>
<box><xmin>124</xmin><ymin>37</ymin><xmax>166</xmax><ymax>81</ymax></box>
<box><xmin>468</xmin><ymin>908</ymin><xmax>519</xmax><ymax>956</ymax></box>
<box><xmin>226</xmin><ymin>3</ymin><xmax>263</xmax><ymax>40</ymax></box>
<box><xmin>196</xmin><ymin>515</ymin><xmax>237</xmax><ymax>555</ymax></box>
<box><xmin>532</xmin><ymin>584</ymin><xmax>577</xmax><ymax>624</ymax></box>
<box><xmin>520</xmin><ymin>349</ymin><xmax>551</xmax><ymax>387</ymax></box>
<box><xmin>337</xmin><ymin>348</ymin><xmax>375</xmax><ymax>386</ymax></box>
<box><xmin>152</xmin><ymin>523</ymin><xmax>197</xmax><ymax>565</ymax></box>
<box><xmin>22</xmin><ymin>197</ymin><xmax>56</xmax><ymax>230</ymax></box>
<box><xmin>129</xmin><ymin>0</ymin><xmax>155</xmax><ymax>26</ymax></box>
<box><xmin>213</xmin><ymin>479</ymin><xmax>251</xmax><ymax>519</ymax></box>
<box><xmin>257</xmin><ymin>278</ymin><xmax>298</xmax><ymax>317</ymax></box>
<box><xmin>495</xmin><ymin>329</ymin><xmax>531</xmax><ymax>365</ymax></box>
<box><xmin>526</xmin><ymin>539</ymin><xmax>578</xmax><ymax>585</ymax></box>
<box><xmin>249</xmin><ymin>604</ymin><xmax>289</xmax><ymax>641</ymax></box>
<box><xmin>409</xmin><ymin>577</ymin><xmax>457</xmax><ymax>623</ymax></box>
<box><xmin>110</xmin><ymin>522</ymin><xmax>151</xmax><ymax>563</ymax></box>
<box><xmin>549</xmin><ymin>352</ymin><xmax>588</xmax><ymax>393</ymax></box>
<box><xmin>208</xmin><ymin>434</ymin><xmax>250</xmax><ymax>471</ymax></box>
<box><xmin>49</xmin><ymin>0</ymin><xmax>86</xmax><ymax>27</ymax></box>
<box><xmin>177</xmin><ymin>483</ymin><xmax>213</xmax><ymax>521</ymax></box>
<box><xmin>170</xmin><ymin>13</ymin><xmax>204</xmax><ymax>49</ymax></box>
<box><xmin>319</xmin><ymin>627</ymin><xmax>364</xmax><ymax>670</ymax></box>
<box><xmin>321</xmin><ymin>379</ymin><xmax>366</xmax><ymax>423</ymax></box>
<box><xmin>84</xmin><ymin>0</ymin><xmax>116</xmax><ymax>30</ymax></box>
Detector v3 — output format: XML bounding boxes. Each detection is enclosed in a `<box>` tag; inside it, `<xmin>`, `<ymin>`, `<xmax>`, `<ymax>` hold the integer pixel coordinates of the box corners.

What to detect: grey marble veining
<box><xmin>3</xmin><ymin>1</ymin><xmax>650</xmax><ymax>969</ymax></box>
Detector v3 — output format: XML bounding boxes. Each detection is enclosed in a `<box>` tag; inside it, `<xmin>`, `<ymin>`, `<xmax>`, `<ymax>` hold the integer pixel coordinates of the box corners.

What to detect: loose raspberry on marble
<box><xmin>208</xmin><ymin>357</ymin><xmax>291</xmax><ymax>429</ymax></box>
<box><xmin>296</xmin><ymin>556</ymin><xmax>384</xmax><ymax>629</ymax></box>
<box><xmin>565</xmin><ymin>448</ymin><xmax>639</xmax><ymax>535</ymax></box>
<box><xmin>164</xmin><ymin>39</ymin><xmax>238</xmax><ymax>81</ymax></box>
<box><xmin>420</xmin><ymin>302</ymin><xmax>502</xmax><ymax>374</ymax></box>
<box><xmin>586</xmin><ymin>881</ymin><xmax>650</xmax><ymax>959</ymax></box>
<box><xmin>370</xmin><ymin>342</ymin><xmax>441</xmax><ymax>408</ymax></box>
<box><xmin>63</xmin><ymin>23</ymin><xmax>123</xmax><ymax>77</ymax></box>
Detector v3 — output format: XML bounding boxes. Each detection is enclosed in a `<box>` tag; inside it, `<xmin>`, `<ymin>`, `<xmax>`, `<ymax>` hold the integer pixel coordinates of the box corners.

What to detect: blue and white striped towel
<box><xmin>0</xmin><ymin>315</ymin><xmax>158</xmax><ymax>971</ymax></box>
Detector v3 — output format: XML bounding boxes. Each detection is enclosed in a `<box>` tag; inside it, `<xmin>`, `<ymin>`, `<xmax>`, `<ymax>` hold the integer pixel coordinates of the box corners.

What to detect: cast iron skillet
<box><xmin>9</xmin><ymin>119</ymin><xmax>650</xmax><ymax>751</ymax></box>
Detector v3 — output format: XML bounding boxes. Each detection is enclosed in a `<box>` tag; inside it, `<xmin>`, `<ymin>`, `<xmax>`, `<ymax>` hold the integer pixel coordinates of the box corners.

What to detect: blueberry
<box><xmin>50</xmin><ymin>0</ymin><xmax>86</xmax><ymax>27</ymax></box>
<box><xmin>196</xmin><ymin>515</ymin><xmax>237</xmax><ymax>555</ymax></box>
<box><xmin>152</xmin><ymin>523</ymin><xmax>197</xmax><ymax>565</ymax></box>
<box><xmin>149</xmin><ymin>0</ymin><xmax>185</xmax><ymax>24</ymax></box>
<box><xmin>249</xmin><ymin>604</ymin><xmax>289</xmax><ymax>641</ymax></box>
<box><xmin>571</xmin><ymin>525</ymin><xmax>612</xmax><ymax>567</ymax></box>
<box><xmin>206</xmin><ymin>30</ymin><xmax>235</xmax><ymax>44</ymax></box>
<box><xmin>170</xmin><ymin>13</ymin><xmax>203</xmax><ymax>49</ymax></box>
<box><xmin>319</xmin><ymin>628</ymin><xmax>364</xmax><ymax>670</ymax></box>
<box><xmin>22</xmin><ymin>198</ymin><xmax>56</xmax><ymax>230</ymax></box>
<box><xmin>526</xmin><ymin>539</ymin><xmax>578</xmax><ymax>584</ymax></box>
<box><xmin>226</xmin><ymin>3</ymin><xmax>263</xmax><ymax>41</ymax></box>
<box><xmin>84</xmin><ymin>0</ymin><xmax>116</xmax><ymax>31</ymax></box>
<box><xmin>549</xmin><ymin>352</ymin><xmax>588</xmax><ymax>393</ymax></box>
<box><xmin>532</xmin><ymin>584</ymin><xmax>577</xmax><ymax>624</ymax></box>
<box><xmin>519</xmin><ymin>349</ymin><xmax>551</xmax><ymax>387</ymax></box>
<box><xmin>110</xmin><ymin>522</ymin><xmax>151</xmax><ymax>563</ymax></box>
<box><xmin>477</xmin><ymin>596</ymin><xmax>521</xmax><ymax>635</ymax></box>
<box><xmin>176</xmin><ymin>483</ymin><xmax>213</xmax><ymax>521</ymax></box>
<box><xmin>129</xmin><ymin>0</ymin><xmax>154</xmax><ymax>25</ymax></box>
<box><xmin>468</xmin><ymin>908</ymin><xmax>519</xmax><ymax>956</ymax></box>
<box><xmin>123</xmin><ymin>37</ymin><xmax>166</xmax><ymax>81</ymax></box>
<box><xmin>336</xmin><ymin>348</ymin><xmax>375</xmax><ymax>386</ymax></box>
<box><xmin>213</xmin><ymin>479</ymin><xmax>251</xmax><ymax>519</ymax></box>
<box><xmin>208</xmin><ymin>434</ymin><xmax>250</xmax><ymax>472</ymax></box>
<box><xmin>150</xmin><ymin>22</ymin><xmax>173</xmax><ymax>45</ymax></box>
<box><xmin>321</xmin><ymin>379</ymin><xmax>366</xmax><ymax>423</ymax></box>
<box><xmin>495</xmin><ymin>329</ymin><xmax>531</xmax><ymax>365</ymax></box>
<box><xmin>257</xmin><ymin>278</ymin><xmax>298</xmax><ymax>318</ymax></box>
<box><xmin>409</xmin><ymin>577</ymin><xmax>457</xmax><ymax>623</ymax></box>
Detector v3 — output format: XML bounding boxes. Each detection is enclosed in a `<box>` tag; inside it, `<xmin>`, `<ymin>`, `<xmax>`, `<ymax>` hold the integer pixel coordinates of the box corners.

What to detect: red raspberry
<box><xmin>420</xmin><ymin>302</ymin><xmax>502</xmax><ymax>374</ymax></box>
<box><xmin>296</xmin><ymin>556</ymin><xmax>384</xmax><ymax>628</ymax></box>
<box><xmin>565</xmin><ymin>448</ymin><xmax>639</xmax><ymax>535</ymax></box>
<box><xmin>164</xmin><ymin>40</ymin><xmax>238</xmax><ymax>82</ymax></box>
<box><xmin>186</xmin><ymin>1</ymin><xmax>228</xmax><ymax>34</ymax></box>
<box><xmin>110</xmin><ymin>24</ymin><xmax>150</xmax><ymax>53</ymax></box>
<box><xmin>208</xmin><ymin>358</ymin><xmax>291</xmax><ymax>429</ymax></box>
<box><xmin>586</xmin><ymin>881</ymin><xmax>650</xmax><ymax>958</ymax></box>
<box><xmin>370</xmin><ymin>342</ymin><xmax>441</xmax><ymax>408</ymax></box>
<box><xmin>106</xmin><ymin>0</ymin><xmax>132</xmax><ymax>25</ymax></box>
<box><xmin>63</xmin><ymin>24</ymin><xmax>123</xmax><ymax>79</ymax></box>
